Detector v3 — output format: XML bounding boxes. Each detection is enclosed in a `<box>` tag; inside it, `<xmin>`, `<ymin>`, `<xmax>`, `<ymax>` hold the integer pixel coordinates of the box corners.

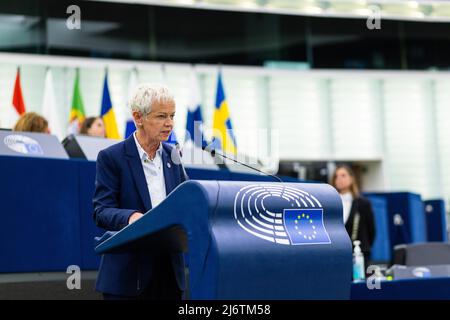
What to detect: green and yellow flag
<box><xmin>68</xmin><ymin>69</ymin><xmax>86</xmax><ymax>134</ymax></box>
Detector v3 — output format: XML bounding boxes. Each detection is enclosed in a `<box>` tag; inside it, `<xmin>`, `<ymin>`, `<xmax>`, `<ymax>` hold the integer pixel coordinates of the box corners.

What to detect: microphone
<box><xmin>202</xmin><ymin>145</ymin><xmax>283</xmax><ymax>183</ymax></box>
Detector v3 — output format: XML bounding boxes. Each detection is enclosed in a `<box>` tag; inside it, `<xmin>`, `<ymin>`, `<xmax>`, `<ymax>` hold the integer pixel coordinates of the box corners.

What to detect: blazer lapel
<box><xmin>345</xmin><ymin>198</ymin><xmax>358</xmax><ymax>229</ymax></box>
<box><xmin>162</xmin><ymin>146</ymin><xmax>175</xmax><ymax>195</ymax></box>
<box><xmin>124</xmin><ymin>135</ymin><xmax>152</xmax><ymax>211</ymax></box>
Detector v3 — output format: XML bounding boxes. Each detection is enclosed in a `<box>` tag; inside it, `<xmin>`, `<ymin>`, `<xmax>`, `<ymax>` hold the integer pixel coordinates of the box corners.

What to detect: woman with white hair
<box><xmin>93</xmin><ymin>83</ymin><xmax>188</xmax><ymax>300</ymax></box>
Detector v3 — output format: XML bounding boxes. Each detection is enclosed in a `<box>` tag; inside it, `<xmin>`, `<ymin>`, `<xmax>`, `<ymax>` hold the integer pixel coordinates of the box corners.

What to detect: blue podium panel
<box><xmin>408</xmin><ymin>194</ymin><xmax>427</xmax><ymax>243</ymax></box>
<box><xmin>424</xmin><ymin>199</ymin><xmax>448</xmax><ymax>242</ymax></box>
<box><xmin>351</xmin><ymin>277</ymin><xmax>450</xmax><ymax>300</ymax></box>
<box><xmin>78</xmin><ymin>160</ymin><xmax>103</xmax><ymax>270</ymax></box>
<box><xmin>96</xmin><ymin>180</ymin><xmax>352</xmax><ymax>300</ymax></box>
<box><xmin>365</xmin><ymin>195</ymin><xmax>391</xmax><ymax>262</ymax></box>
<box><xmin>186</xmin><ymin>167</ymin><xmax>305</xmax><ymax>183</ymax></box>
<box><xmin>365</xmin><ymin>192</ymin><xmax>427</xmax><ymax>248</ymax></box>
<box><xmin>213</xmin><ymin>182</ymin><xmax>351</xmax><ymax>299</ymax></box>
<box><xmin>0</xmin><ymin>155</ymin><xmax>81</xmax><ymax>272</ymax></box>
<box><xmin>228</xmin><ymin>172</ymin><xmax>302</xmax><ymax>183</ymax></box>
<box><xmin>185</xmin><ymin>167</ymin><xmax>232</xmax><ymax>181</ymax></box>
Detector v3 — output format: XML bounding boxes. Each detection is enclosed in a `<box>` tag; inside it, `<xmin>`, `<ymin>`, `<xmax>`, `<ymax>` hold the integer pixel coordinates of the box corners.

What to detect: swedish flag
<box><xmin>100</xmin><ymin>73</ymin><xmax>120</xmax><ymax>139</ymax></box>
<box><xmin>212</xmin><ymin>72</ymin><xmax>237</xmax><ymax>154</ymax></box>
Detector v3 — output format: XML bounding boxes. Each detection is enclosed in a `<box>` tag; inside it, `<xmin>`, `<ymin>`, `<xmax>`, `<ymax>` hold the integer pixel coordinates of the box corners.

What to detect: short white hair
<box><xmin>129</xmin><ymin>83</ymin><xmax>175</xmax><ymax>116</ymax></box>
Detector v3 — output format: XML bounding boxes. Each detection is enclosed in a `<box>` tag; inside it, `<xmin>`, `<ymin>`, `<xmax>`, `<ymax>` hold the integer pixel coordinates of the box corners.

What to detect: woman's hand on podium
<box><xmin>128</xmin><ymin>212</ymin><xmax>144</xmax><ymax>225</ymax></box>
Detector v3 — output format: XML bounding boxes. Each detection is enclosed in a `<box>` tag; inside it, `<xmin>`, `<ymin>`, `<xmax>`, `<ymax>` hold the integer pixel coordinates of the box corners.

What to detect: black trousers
<box><xmin>103</xmin><ymin>255</ymin><xmax>182</xmax><ymax>300</ymax></box>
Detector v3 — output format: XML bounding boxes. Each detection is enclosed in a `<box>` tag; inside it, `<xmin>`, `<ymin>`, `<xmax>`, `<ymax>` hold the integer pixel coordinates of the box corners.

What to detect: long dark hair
<box><xmin>79</xmin><ymin>116</ymin><xmax>100</xmax><ymax>135</ymax></box>
<box><xmin>331</xmin><ymin>164</ymin><xmax>360</xmax><ymax>198</ymax></box>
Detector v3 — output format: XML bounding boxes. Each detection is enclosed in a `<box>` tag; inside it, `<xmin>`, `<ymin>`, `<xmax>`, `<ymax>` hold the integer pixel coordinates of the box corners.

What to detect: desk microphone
<box><xmin>202</xmin><ymin>145</ymin><xmax>283</xmax><ymax>183</ymax></box>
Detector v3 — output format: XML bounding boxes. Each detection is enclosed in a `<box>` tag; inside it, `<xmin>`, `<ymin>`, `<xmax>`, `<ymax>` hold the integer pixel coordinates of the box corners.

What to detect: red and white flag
<box><xmin>12</xmin><ymin>67</ymin><xmax>26</xmax><ymax>116</ymax></box>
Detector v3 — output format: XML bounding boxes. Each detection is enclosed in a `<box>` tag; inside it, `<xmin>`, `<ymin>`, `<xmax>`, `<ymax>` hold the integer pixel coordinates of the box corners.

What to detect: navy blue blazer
<box><xmin>93</xmin><ymin>134</ymin><xmax>188</xmax><ymax>296</ymax></box>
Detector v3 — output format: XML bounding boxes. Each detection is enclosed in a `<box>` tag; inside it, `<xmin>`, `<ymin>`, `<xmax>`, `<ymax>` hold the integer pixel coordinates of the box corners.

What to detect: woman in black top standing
<box><xmin>332</xmin><ymin>165</ymin><xmax>376</xmax><ymax>268</ymax></box>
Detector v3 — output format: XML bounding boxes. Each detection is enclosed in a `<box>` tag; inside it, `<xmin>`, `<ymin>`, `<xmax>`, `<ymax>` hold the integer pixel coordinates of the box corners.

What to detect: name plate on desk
<box><xmin>62</xmin><ymin>134</ymin><xmax>120</xmax><ymax>161</ymax></box>
<box><xmin>390</xmin><ymin>264</ymin><xmax>450</xmax><ymax>279</ymax></box>
<box><xmin>0</xmin><ymin>131</ymin><xmax>68</xmax><ymax>159</ymax></box>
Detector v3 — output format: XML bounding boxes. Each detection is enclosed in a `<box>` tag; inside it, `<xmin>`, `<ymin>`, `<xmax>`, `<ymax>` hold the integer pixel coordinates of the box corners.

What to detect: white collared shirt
<box><xmin>340</xmin><ymin>192</ymin><xmax>353</xmax><ymax>224</ymax></box>
<box><xmin>133</xmin><ymin>133</ymin><xmax>167</xmax><ymax>208</ymax></box>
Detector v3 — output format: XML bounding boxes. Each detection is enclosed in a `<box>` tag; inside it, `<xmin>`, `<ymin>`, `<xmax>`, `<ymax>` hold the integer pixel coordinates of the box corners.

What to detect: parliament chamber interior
<box><xmin>0</xmin><ymin>0</ymin><xmax>450</xmax><ymax>301</ymax></box>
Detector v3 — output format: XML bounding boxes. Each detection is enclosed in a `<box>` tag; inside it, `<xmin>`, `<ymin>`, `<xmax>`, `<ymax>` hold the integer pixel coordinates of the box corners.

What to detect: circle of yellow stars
<box><xmin>294</xmin><ymin>213</ymin><xmax>317</xmax><ymax>240</ymax></box>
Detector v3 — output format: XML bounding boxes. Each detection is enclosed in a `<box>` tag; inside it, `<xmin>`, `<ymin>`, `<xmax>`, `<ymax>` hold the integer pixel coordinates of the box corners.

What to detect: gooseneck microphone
<box><xmin>202</xmin><ymin>145</ymin><xmax>283</xmax><ymax>183</ymax></box>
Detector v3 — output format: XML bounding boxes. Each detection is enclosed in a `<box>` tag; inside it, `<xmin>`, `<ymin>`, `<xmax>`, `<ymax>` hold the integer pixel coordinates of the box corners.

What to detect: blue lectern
<box><xmin>95</xmin><ymin>180</ymin><xmax>352</xmax><ymax>299</ymax></box>
<box><xmin>424</xmin><ymin>199</ymin><xmax>448</xmax><ymax>242</ymax></box>
<box><xmin>364</xmin><ymin>195</ymin><xmax>391</xmax><ymax>262</ymax></box>
<box><xmin>365</xmin><ymin>192</ymin><xmax>427</xmax><ymax>247</ymax></box>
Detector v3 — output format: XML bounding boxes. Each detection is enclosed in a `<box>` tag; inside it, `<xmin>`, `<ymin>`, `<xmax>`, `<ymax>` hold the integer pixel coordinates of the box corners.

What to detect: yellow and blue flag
<box><xmin>100</xmin><ymin>73</ymin><xmax>120</xmax><ymax>139</ymax></box>
<box><xmin>212</xmin><ymin>72</ymin><xmax>237</xmax><ymax>154</ymax></box>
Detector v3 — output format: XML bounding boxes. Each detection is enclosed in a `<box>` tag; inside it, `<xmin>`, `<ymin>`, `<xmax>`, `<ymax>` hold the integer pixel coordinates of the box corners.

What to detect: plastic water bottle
<box><xmin>353</xmin><ymin>240</ymin><xmax>365</xmax><ymax>282</ymax></box>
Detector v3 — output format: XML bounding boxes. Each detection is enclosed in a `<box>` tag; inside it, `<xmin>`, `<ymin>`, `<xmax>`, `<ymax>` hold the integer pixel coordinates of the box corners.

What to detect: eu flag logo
<box><xmin>283</xmin><ymin>209</ymin><xmax>331</xmax><ymax>245</ymax></box>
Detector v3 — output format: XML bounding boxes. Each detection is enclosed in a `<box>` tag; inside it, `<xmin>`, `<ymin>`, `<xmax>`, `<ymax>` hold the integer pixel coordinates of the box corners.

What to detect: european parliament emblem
<box><xmin>283</xmin><ymin>209</ymin><xmax>331</xmax><ymax>245</ymax></box>
<box><xmin>4</xmin><ymin>135</ymin><xmax>44</xmax><ymax>156</ymax></box>
<box><xmin>233</xmin><ymin>184</ymin><xmax>331</xmax><ymax>246</ymax></box>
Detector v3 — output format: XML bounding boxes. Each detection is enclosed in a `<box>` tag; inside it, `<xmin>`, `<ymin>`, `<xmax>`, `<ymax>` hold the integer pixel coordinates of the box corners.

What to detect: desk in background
<box><xmin>351</xmin><ymin>277</ymin><xmax>450</xmax><ymax>300</ymax></box>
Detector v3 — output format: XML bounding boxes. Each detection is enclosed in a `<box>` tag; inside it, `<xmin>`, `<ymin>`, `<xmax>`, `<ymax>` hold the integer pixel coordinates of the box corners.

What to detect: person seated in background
<box><xmin>13</xmin><ymin>112</ymin><xmax>50</xmax><ymax>134</ymax></box>
<box><xmin>79</xmin><ymin>116</ymin><xmax>106</xmax><ymax>138</ymax></box>
<box><xmin>332</xmin><ymin>164</ymin><xmax>376</xmax><ymax>268</ymax></box>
